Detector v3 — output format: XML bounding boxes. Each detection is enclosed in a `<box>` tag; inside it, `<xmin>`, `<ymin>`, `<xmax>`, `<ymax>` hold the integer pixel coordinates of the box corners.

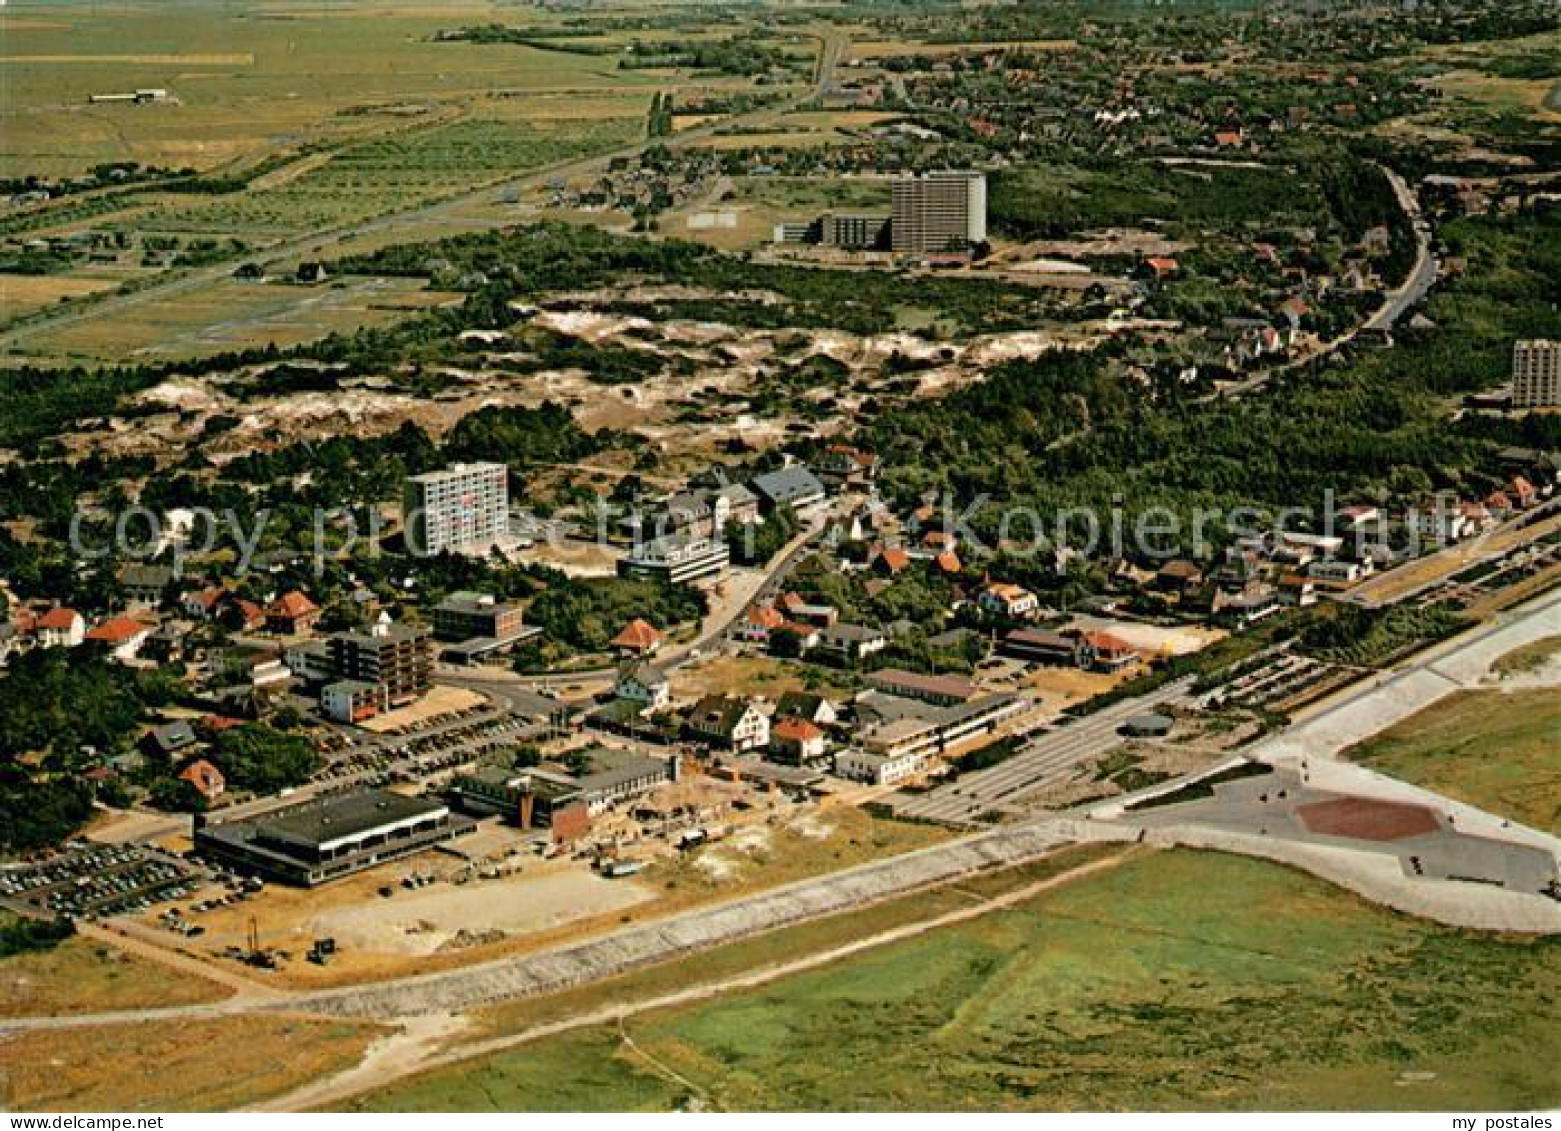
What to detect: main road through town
<box><xmin>891</xmin><ymin>677</ymin><xmax>1197</xmax><ymax>825</ymax></box>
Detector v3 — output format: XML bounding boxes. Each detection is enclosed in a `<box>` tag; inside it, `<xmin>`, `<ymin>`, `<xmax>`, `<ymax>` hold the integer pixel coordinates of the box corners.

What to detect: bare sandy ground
<box><xmin>305</xmin><ymin>870</ymin><xmax>656</xmax><ymax>958</ymax></box>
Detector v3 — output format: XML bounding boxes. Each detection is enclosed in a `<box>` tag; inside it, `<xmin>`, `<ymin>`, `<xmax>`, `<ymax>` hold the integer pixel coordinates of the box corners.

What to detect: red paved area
<box><xmin>1297</xmin><ymin>796</ymin><xmax>1440</xmax><ymax>841</ymax></box>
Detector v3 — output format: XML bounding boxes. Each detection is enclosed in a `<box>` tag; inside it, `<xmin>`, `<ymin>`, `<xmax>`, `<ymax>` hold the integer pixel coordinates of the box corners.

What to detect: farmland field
<box><xmin>348</xmin><ymin>850</ymin><xmax>1561</xmax><ymax>1112</ymax></box>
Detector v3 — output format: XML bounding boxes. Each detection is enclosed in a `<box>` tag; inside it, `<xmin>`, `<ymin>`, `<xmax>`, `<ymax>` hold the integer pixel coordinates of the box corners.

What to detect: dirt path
<box><xmin>76</xmin><ymin>921</ymin><xmax>277</xmax><ymax>1003</ymax></box>
<box><xmin>255</xmin><ymin>847</ymin><xmax>1140</xmax><ymax>1112</ymax></box>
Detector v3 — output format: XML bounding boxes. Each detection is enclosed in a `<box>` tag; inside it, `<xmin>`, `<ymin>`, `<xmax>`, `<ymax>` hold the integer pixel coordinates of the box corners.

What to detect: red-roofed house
<box><xmin>219</xmin><ymin>597</ymin><xmax>266</xmax><ymax>632</ymax></box>
<box><xmin>934</xmin><ymin>549</ymin><xmax>962</xmax><ymax>575</ymax></box>
<box><xmin>1143</xmin><ymin>256</ymin><xmax>1179</xmax><ymax>280</ymax></box>
<box><xmin>265</xmin><ymin>590</ymin><xmax>321</xmax><ymax>636</ymax></box>
<box><xmin>977</xmin><ymin>582</ymin><xmax>1040</xmax><ymax>620</ymax></box>
<box><xmin>1510</xmin><ymin>476</ymin><xmax>1539</xmax><ymax>509</ymax></box>
<box><xmin>611</xmin><ymin>618</ymin><xmax>665</xmax><ymax>656</ymax></box>
<box><xmin>738</xmin><ymin>603</ymin><xmax>786</xmax><ymax>643</ymax></box>
<box><xmin>1214</xmin><ymin>129</ymin><xmax>1244</xmax><ymax>148</ymax></box>
<box><xmin>770</xmin><ymin>717</ymin><xmax>827</xmax><ymax>765</ymax></box>
<box><xmin>32</xmin><ymin>606</ymin><xmax>85</xmax><ymax>649</ymax></box>
<box><xmin>179</xmin><ymin>758</ymin><xmax>226</xmax><ymax>803</ymax></box>
<box><xmin>85</xmin><ymin>616</ymin><xmax>152</xmax><ymax>662</ymax></box>
<box><xmin>1082</xmin><ymin>630</ymin><xmax>1140</xmax><ymax>672</ymax></box>
<box><xmin>873</xmin><ymin>547</ymin><xmax>911</xmax><ymax>576</ymax></box>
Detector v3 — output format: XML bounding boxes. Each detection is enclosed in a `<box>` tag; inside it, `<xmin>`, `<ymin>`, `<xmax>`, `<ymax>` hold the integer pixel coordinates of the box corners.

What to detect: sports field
<box><xmin>348</xmin><ymin>850</ymin><xmax>1561</xmax><ymax>1112</ymax></box>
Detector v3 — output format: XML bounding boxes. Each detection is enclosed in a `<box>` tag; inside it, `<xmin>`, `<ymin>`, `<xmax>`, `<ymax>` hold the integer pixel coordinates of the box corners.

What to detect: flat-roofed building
<box><xmin>322</xmin><ymin>679</ymin><xmax>384</xmax><ymax>724</ymax></box>
<box><xmin>819</xmin><ymin>212</ymin><xmax>890</xmax><ymax>249</ymax></box>
<box><xmin>450</xmin><ymin>748</ymin><xmax>678</xmax><ymax>825</ymax></box>
<box><xmin>1512</xmin><ymin>340</ymin><xmax>1561</xmax><ymax>408</ymax></box>
<box><xmin>834</xmin><ymin>746</ymin><xmax>928</xmax><ymax>786</ymax></box>
<box><xmin>619</xmin><ymin>534</ymin><xmax>730</xmax><ymax>585</ymax></box>
<box><xmin>193</xmin><ymin>788</ymin><xmax>470</xmax><ymax>886</ymax></box>
<box><xmin>891</xmin><ymin>172</ymin><xmax>987</xmax><ymax>253</ymax></box>
<box><xmin>403</xmin><ymin>462</ymin><xmax>509</xmax><ymax>556</ymax></box>
<box><xmin>858</xmin><ymin>693</ymin><xmax>1025</xmax><ymax>761</ymax></box>
<box><xmin>432</xmin><ymin>592</ymin><xmax>531</xmax><ymax>643</ymax></box>
<box><xmin>326</xmin><ymin>619</ymin><xmax>433</xmax><ymax>707</ymax></box>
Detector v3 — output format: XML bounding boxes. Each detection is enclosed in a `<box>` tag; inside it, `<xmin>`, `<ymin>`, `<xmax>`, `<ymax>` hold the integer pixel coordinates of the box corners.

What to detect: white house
<box><xmin>31</xmin><ymin>607</ymin><xmax>85</xmax><ymax>648</ymax></box>
<box><xmin>977</xmin><ymin>582</ymin><xmax>1039</xmax><ymax>620</ymax></box>
<box><xmin>615</xmin><ymin>661</ymin><xmax>671</xmax><ymax>712</ymax></box>
<box><xmin>84</xmin><ymin>616</ymin><xmax>152</xmax><ymax>663</ymax></box>
<box><xmin>834</xmin><ymin>746</ymin><xmax>928</xmax><ymax>787</ymax></box>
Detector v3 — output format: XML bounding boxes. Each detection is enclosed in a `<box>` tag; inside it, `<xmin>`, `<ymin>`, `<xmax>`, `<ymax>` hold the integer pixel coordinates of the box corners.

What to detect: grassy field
<box><xmin>147</xmin><ymin>114</ymin><xmax>641</xmax><ymax>238</ymax></box>
<box><xmin>0</xmin><ymin>916</ymin><xmax>230</xmax><ymax>1017</ymax></box>
<box><xmin>23</xmin><ymin>276</ymin><xmax>462</xmax><ymax>360</ymax></box>
<box><xmin>0</xmin><ymin>1014</ymin><xmax>383</xmax><ymax>1111</ymax></box>
<box><xmin>349</xmin><ymin>849</ymin><xmax>1561</xmax><ymax>1112</ymax></box>
<box><xmin>0</xmin><ymin>0</ymin><xmax>658</xmax><ymax>180</ymax></box>
<box><xmin>1344</xmin><ymin>685</ymin><xmax>1561</xmax><ymax>835</ymax></box>
<box><xmin>1492</xmin><ymin>634</ymin><xmax>1561</xmax><ymax>677</ymax></box>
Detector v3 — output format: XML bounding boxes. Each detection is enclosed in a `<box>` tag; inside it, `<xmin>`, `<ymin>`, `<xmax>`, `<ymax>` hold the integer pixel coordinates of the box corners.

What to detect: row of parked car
<box><xmin>0</xmin><ymin>843</ymin><xmax>199</xmax><ymax>919</ymax></box>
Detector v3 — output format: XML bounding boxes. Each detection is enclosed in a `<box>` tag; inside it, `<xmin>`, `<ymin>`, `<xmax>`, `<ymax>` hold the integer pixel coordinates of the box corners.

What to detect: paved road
<box><xmin>1365</xmin><ymin>168</ymin><xmax>1438</xmax><ymax>332</ymax></box>
<box><xmin>1208</xmin><ymin>163</ymin><xmax>1436</xmax><ymax>401</ymax></box>
<box><xmin>892</xmin><ymin>677</ymin><xmax>1196</xmax><ymax>824</ymax></box>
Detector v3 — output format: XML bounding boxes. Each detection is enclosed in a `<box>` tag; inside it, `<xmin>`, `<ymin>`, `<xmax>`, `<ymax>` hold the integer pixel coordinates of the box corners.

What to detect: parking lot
<box><xmin>0</xmin><ymin>843</ymin><xmax>203</xmax><ymax>920</ymax></box>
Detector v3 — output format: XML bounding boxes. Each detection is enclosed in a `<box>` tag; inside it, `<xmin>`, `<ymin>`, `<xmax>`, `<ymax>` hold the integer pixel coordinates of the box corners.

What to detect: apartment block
<box><xmin>326</xmin><ymin>619</ymin><xmax>434</xmax><ymax>707</ymax></box>
<box><xmin>891</xmin><ymin>172</ymin><xmax>987</xmax><ymax>253</ymax></box>
<box><xmin>1512</xmin><ymin>340</ymin><xmax>1561</xmax><ymax>408</ymax></box>
<box><xmin>403</xmin><ymin>462</ymin><xmax>509</xmax><ymax>556</ymax></box>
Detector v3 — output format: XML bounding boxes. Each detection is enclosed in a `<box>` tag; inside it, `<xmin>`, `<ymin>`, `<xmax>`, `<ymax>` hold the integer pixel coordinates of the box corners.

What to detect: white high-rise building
<box><xmin>891</xmin><ymin>172</ymin><xmax>987</xmax><ymax>253</ymax></box>
<box><xmin>1512</xmin><ymin>340</ymin><xmax>1561</xmax><ymax>408</ymax></box>
<box><xmin>402</xmin><ymin>462</ymin><xmax>509</xmax><ymax>556</ymax></box>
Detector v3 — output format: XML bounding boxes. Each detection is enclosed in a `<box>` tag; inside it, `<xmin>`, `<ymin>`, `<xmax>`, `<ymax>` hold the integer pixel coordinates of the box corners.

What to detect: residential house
<box><xmin>819</xmin><ymin>623</ymin><xmax>889</xmax><ymax>663</ymax></box>
<box><xmin>770</xmin><ymin>621</ymin><xmax>821</xmax><ymax>654</ymax></box>
<box><xmin>977</xmin><ymin>582</ymin><xmax>1040</xmax><ymax>620</ymax></box>
<box><xmin>179</xmin><ymin>759</ymin><xmax>226</xmax><ymax>803</ymax></box>
<box><xmin>774</xmin><ymin>691</ymin><xmax>839</xmax><ymax>728</ymax></box>
<box><xmin>1154</xmin><ymin>560</ymin><xmax>1204</xmax><ymax>594</ymax></box>
<box><xmin>684</xmin><ymin>695</ymin><xmax>770</xmax><ymax>751</ymax></box>
<box><xmin>144</xmin><ymin>721</ymin><xmax>199</xmax><ymax>762</ymax></box>
<box><xmin>182</xmin><ymin>586</ymin><xmax>227</xmax><ymax>620</ymax></box>
<box><xmin>737</xmin><ymin>603</ymin><xmax>787</xmax><ymax>643</ymax></box>
<box><xmin>872</xmin><ymin>547</ymin><xmax>912</xmax><ymax>576</ymax></box>
<box><xmin>265</xmin><ymin>591</ymin><xmax>321</xmax><ymax>636</ymax></box>
<box><xmin>816</xmin><ymin>445</ymin><xmax>877</xmax><ymax>488</ymax></box>
<box><xmin>1082</xmin><ymin>630</ymin><xmax>1140</xmax><ymax>672</ymax></box>
<box><xmin>31</xmin><ymin>606</ymin><xmax>85</xmax><ymax>648</ymax></box>
<box><xmin>118</xmin><ymin>563</ymin><xmax>175</xmax><ymax>608</ymax></box>
<box><xmin>614</xmin><ymin>661</ymin><xmax>671</xmax><ymax>713</ymax></box>
<box><xmin>611</xmin><ymin>618</ymin><xmax>665</xmax><ymax>657</ymax></box>
<box><xmin>85</xmin><ymin>616</ymin><xmax>153</xmax><ymax>662</ymax></box>
<box><xmin>770</xmin><ymin>717</ymin><xmax>827</xmax><ymax>765</ymax></box>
